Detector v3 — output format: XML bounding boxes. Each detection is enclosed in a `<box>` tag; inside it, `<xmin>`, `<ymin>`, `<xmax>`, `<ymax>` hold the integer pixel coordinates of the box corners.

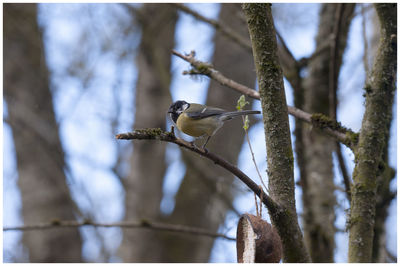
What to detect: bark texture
<box><xmin>118</xmin><ymin>4</ymin><xmax>177</xmax><ymax>262</ymax></box>
<box><xmin>242</xmin><ymin>3</ymin><xmax>310</xmax><ymax>262</ymax></box>
<box><xmin>301</xmin><ymin>4</ymin><xmax>355</xmax><ymax>262</ymax></box>
<box><xmin>4</xmin><ymin>3</ymin><xmax>82</xmax><ymax>262</ymax></box>
<box><xmin>369</xmin><ymin>7</ymin><xmax>396</xmax><ymax>263</ymax></box>
<box><xmin>348</xmin><ymin>3</ymin><xmax>396</xmax><ymax>262</ymax></box>
<box><xmin>162</xmin><ymin>4</ymin><xmax>256</xmax><ymax>262</ymax></box>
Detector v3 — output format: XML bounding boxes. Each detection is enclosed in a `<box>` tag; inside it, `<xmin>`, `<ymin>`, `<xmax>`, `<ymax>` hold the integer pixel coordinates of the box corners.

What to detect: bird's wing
<box><xmin>186</xmin><ymin>106</ymin><xmax>226</xmax><ymax>119</ymax></box>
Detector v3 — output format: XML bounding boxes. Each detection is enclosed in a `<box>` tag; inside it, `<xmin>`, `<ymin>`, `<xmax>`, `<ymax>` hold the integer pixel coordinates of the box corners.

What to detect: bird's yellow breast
<box><xmin>176</xmin><ymin>113</ymin><xmax>219</xmax><ymax>137</ymax></box>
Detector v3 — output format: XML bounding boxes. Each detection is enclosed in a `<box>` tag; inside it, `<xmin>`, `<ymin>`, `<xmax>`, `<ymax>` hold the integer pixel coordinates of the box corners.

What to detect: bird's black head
<box><xmin>168</xmin><ymin>100</ymin><xmax>190</xmax><ymax>123</ymax></box>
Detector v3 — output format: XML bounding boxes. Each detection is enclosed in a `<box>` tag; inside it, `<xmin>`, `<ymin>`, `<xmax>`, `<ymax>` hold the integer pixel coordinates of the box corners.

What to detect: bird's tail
<box><xmin>220</xmin><ymin>110</ymin><xmax>261</xmax><ymax>121</ymax></box>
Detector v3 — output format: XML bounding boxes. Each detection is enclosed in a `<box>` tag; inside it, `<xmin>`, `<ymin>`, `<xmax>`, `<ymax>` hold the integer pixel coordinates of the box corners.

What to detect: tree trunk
<box><xmin>4</xmin><ymin>3</ymin><xmax>82</xmax><ymax>262</ymax></box>
<box><xmin>117</xmin><ymin>4</ymin><xmax>177</xmax><ymax>262</ymax></box>
<box><xmin>368</xmin><ymin>8</ymin><xmax>395</xmax><ymax>262</ymax></box>
<box><xmin>161</xmin><ymin>3</ymin><xmax>256</xmax><ymax>262</ymax></box>
<box><xmin>300</xmin><ymin>3</ymin><xmax>355</xmax><ymax>262</ymax></box>
<box><xmin>348</xmin><ymin>4</ymin><xmax>396</xmax><ymax>262</ymax></box>
<box><xmin>243</xmin><ymin>3</ymin><xmax>310</xmax><ymax>262</ymax></box>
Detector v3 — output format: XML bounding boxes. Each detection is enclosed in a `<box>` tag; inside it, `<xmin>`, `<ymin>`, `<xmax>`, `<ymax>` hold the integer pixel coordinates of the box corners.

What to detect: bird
<box><xmin>168</xmin><ymin>100</ymin><xmax>261</xmax><ymax>149</ymax></box>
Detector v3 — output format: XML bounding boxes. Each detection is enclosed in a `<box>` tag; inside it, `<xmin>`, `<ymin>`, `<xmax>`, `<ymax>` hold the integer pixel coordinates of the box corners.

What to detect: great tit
<box><xmin>168</xmin><ymin>100</ymin><xmax>261</xmax><ymax>149</ymax></box>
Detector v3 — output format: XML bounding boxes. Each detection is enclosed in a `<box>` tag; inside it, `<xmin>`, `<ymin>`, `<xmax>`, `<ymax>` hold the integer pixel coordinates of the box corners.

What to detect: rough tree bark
<box><xmin>118</xmin><ymin>4</ymin><xmax>177</xmax><ymax>262</ymax></box>
<box><xmin>300</xmin><ymin>4</ymin><xmax>355</xmax><ymax>262</ymax></box>
<box><xmin>162</xmin><ymin>4</ymin><xmax>256</xmax><ymax>262</ymax></box>
<box><xmin>367</xmin><ymin>7</ymin><xmax>396</xmax><ymax>263</ymax></box>
<box><xmin>242</xmin><ymin>3</ymin><xmax>310</xmax><ymax>262</ymax></box>
<box><xmin>348</xmin><ymin>3</ymin><xmax>396</xmax><ymax>262</ymax></box>
<box><xmin>4</xmin><ymin>3</ymin><xmax>82</xmax><ymax>262</ymax></box>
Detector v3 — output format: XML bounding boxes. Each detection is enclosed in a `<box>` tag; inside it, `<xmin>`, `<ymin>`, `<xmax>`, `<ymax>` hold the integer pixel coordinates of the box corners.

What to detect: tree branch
<box><xmin>336</xmin><ymin>142</ymin><xmax>352</xmax><ymax>201</ymax></box>
<box><xmin>170</xmin><ymin>3</ymin><xmax>252</xmax><ymax>52</ymax></box>
<box><xmin>115</xmin><ymin>128</ymin><xmax>281</xmax><ymax>215</ymax></box>
<box><xmin>298</xmin><ymin>3</ymin><xmax>369</xmax><ymax>68</ymax></box>
<box><xmin>298</xmin><ymin>34</ymin><xmax>334</xmax><ymax>67</ymax></box>
<box><xmin>329</xmin><ymin>3</ymin><xmax>344</xmax><ymax>120</ymax></box>
<box><xmin>361</xmin><ymin>3</ymin><xmax>370</xmax><ymax>75</ymax></box>
<box><xmin>242</xmin><ymin>3</ymin><xmax>310</xmax><ymax>262</ymax></box>
<box><xmin>172</xmin><ymin>49</ymin><xmax>358</xmax><ymax>149</ymax></box>
<box><xmin>276</xmin><ymin>30</ymin><xmax>301</xmax><ymax>72</ymax></box>
<box><xmin>170</xmin><ymin>2</ymin><xmax>307</xmax><ymax>98</ymax></box>
<box><xmin>329</xmin><ymin>4</ymin><xmax>353</xmax><ymax>203</ymax></box>
<box><xmin>4</xmin><ymin>219</ymin><xmax>235</xmax><ymax>241</ymax></box>
<box><xmin>348</xmin><ymin>3</ymin><xmax>397</xmax><ymax>262</ymax></box>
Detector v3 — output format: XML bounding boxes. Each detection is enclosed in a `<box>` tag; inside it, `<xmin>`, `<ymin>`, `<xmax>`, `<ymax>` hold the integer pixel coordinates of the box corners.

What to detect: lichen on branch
<box><xmin>348</xmin><ymin>3</ymin><xmax>397</xmax><ymax>263</ymax></box>
<box><xmin>116</xmin><ymin>127</ymin><xmax>280</xmax><ymax>215</ymax></box>
<box><xmin>242</xmin><ymin>3</ymin><xmax>310</xmax><ymax>263</ymax></box>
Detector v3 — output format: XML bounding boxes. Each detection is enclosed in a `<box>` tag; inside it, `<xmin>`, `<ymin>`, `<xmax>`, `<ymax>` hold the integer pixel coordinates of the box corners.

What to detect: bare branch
<box><xmin>276</xmin><ymin>30</ymin><xmax>300</xmax><ymax>71</ymax></box>
<box><xmin>173</xmin><ymin>50</ymin><xmax>259</xmax><ymax>98</ymax></box>
<box><xmin>348</xmin><ymin>3</ymin><xmax>397</xmax><ymax>262</ymax></box>
<box><xmin>336</xmin><ymin>143</ymin><xmax>352</xmax><ymax>201</ymax></box>
<box><xmin>329</xmin><ymin>3</ymin><xmax>344</xmax><ymax>120</ymax></box>
<box><xmin>4</xmin><ymin>219</ymin><xmax>235</xmax><ymax>241</ymax></box>
<box><xmin>361</xmin><ymin>3</ymin><xmax>370</xmax><ymax>75</ymax></box>
<box><xmin>328</xmin><ymin>4</ymin><xmax>353</xmax><ymax>203</ymax></box>
<box><xmin>170</xmin><ymin>3</ymin><xmax>252</xmax><ymax>52</ymax></box>
<box><xmin>242</xmin><ymin>116</ymin><xmax>267</xmax><ymax>191</ymax></box>
<box><xmin>172</xmin><ymin>49</ymin><xmax>358</xmax><ymax>149</ymax></box>
<box><xmin>115</xmin><ymin>127</ymin><xmax>281</xmax><ymax>215</ymax></box>
<box><xmin>299</xmin><ymin>3</ymin><xmax>370</xmax><ymax>68</ymax></box>
<box><xmin>298</xmin><ymin>35</ymin><xmax>334</xmax><ymax>67</ymax></box>
<box><xmin>170</xmin><ymin>2</ymin><xmax>306</xmax><ymax>97</ymax></box>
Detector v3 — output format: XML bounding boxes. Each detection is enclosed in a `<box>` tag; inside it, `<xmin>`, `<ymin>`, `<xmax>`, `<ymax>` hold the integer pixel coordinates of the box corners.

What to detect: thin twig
<box><xmin>170</xmin><ymin>3</ymin><xmax>252</xmax><ymax>52</ymax></box>
<box><xmin>336</xmin><ymin>143</ymin><xmax>352</xmax><ymax>201</ymax></box>
<box><xmin>254</xmin><ymin>192</ymin><xmax>259</xmax><ymax>216</ymax></box>
<box><xmin>115</xmin><ymin>127</ymin><xmax>281</xmax><ymax>214</ymax></box>
<box><xmin>174</xmin><ymin>50</ymin><xmax>259</xmax><ymax>98</ymax></box>
<box><xmin>172</xmin><ymin>49</ymin><xmax>358</xmax><ymax>149</ymax></box>
<box><xmin>361</xmin><ymin>3</ymin><xmax>370</xmax><ymax>75</ymax></box>
<box><xmin>4</xmin><ymin>219</ymin><xmax>235</xmax><ymax>241</ymax></box>
<box><xmin>242</xmin><ymin>116</ymin><xmax>268</xmax><ymax>191</ymax></box>
<box><xmin>171</xmin><ymin>1</ymin><xmax>308</xmax><ymax>99</ymax></box>
<box><xmin>276</xmin><ymin>30</ymin><xmax>300</xmax><ymax>70</ymax></box>
<box><xmin>259</xmin><ymin>185</ymin><xmax>263</xmax><ymax>218</ymax></box>
<box><xmin>241</xmin><ymin>112</ymin><xmax>267</xmax><ymax>217</ymax></box>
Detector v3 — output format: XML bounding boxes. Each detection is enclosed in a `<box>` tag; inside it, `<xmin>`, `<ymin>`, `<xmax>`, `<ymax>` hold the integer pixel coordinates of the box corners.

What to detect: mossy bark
<box><xmin>301</xmin><ymin>4</ymin><xmax>355</xmax><ymax>262</ymax></box>
<box><xmin>348</xmin><ymin>3</ymin><xmax>396</xmax><ymax>263</ymax></box>
<box><xmin>242</xmin><ymin>3</ymin><xmax>310</xmax><ymax>262</ymax></box>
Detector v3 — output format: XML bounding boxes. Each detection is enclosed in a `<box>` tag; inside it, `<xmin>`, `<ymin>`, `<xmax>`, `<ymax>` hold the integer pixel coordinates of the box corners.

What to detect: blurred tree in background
<box><xmin>4</xmin><ymin>4</ymin><xmax>82</xmax><ymax>262</ymax></box>
<box><xmin>3</xmin><ymin>3</ymin><xmax>397</xmax><ymax>263</ymax></box>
